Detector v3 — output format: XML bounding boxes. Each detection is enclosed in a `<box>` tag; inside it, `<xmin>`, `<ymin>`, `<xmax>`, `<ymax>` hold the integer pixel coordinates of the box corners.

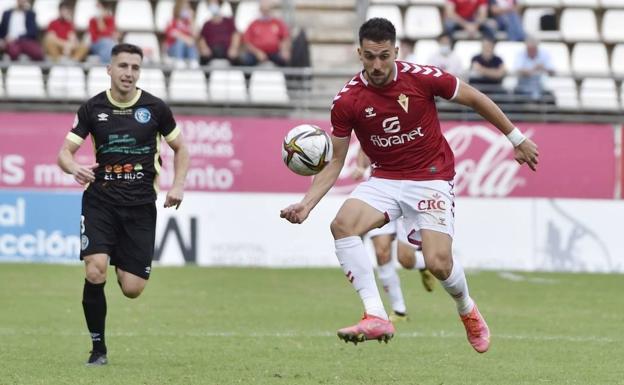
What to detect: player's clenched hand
<box><xmin>72</xmin><ymin>163</ymin><xmax>98</xmax><ymax>185</ymax></box>
<box><xmin>164</xmin><ymin>186</ymin><xmax>184</xmax><ymax>209</ymax></box>
<box><xmin>350</xmin><ymin>167</ymin><xmax>366</xmax><ymax>181</ymax></box>
<box><xmin>513</xmin><ymin>138</ymin><xmax>539</xmax><ymax>171</ymax></box>
<box><xmin>280</xmin><ymin>203</ymin><xmax>310</xmax><ymax>224</ymax></box>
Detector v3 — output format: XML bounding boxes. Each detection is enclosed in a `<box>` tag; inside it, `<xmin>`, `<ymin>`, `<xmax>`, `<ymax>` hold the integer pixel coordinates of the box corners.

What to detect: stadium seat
<box><xmin>501</xmin><ymin>75</ymin><xmax>517</xmax><ymax>93</ymax></box>
<box><xmin>404</xmin><ymin>6</ymin><xmax>442</xmax><ymax>39</ymax></box>
<box><xmin>493</xmin><ymin>41</ymin><xmax>524</xmax><ymax>71</ymax></box>
<box><xmin>137</xmin><ymin>68</ymin><xmax>167</xmax><ymax>100</ymax></box>
<box><xmin>169</xmin><ymin>69</ymin><xmax>208</xmax><ymax>102</ymax></box>
<box><xmin>414</xmin><ymin>39</ymin><xmax>439</xmax><ymax>64</ymax></box>
<box><xmin>6</xmin><ymin>65</ymin><xmax>46</xmax><ymax>99</ymax></box>
<box><xmin>601</xmin><ymin>10</ymin><xmax>624</xmax><ymax>43</ymax></box>
<box><xmin>611</xmin><ymin>44</ymin><xmax>624</xmax><ymax>77</ymax></box>
<box><xmin>366</xmin><ymin>5</ymin><xmax>404</xmax><ymax>38</ymax></box>
<box><xmin>47</xmin><ymin>65</ymin><xmax>87</xmax><ymax>100</ymax></box>
<box><xmin>0</xmin><ymin>70</ymin><xmax>4</xmax><ymax>98</ymax></box>
<box><xmin>372</xmin><ymin>0</ymin><xmax>407</xmax><ymax>4</ymax></box>
<box><xmin>123</xmin><ymin>32</ymin><xmax>161</xmax><ymax>64</ymax></box>
<box><xmin>621</xmin><ymin>83</ymin><xmax>624</xmax><ymax>110</ymax></box>
<box><xmin>452</xmin><ymin>40</ymin><xmax>481</xmax><ymax>73</ymax></box>
<box><xmin>196</xmin><ymin>0</ymin><xmax>233</xmax><ymax>26</ymax></box>
<box><xmin>155</xmin><ymin>0</ymin><xmax>175</xmax><ymax>33</ymax></box>
<box><xmin>87</xmin><ymin>66</ymin><xmax>109</xmax><ymax>96</ymax></box>
<box><xmin>249</xmin><ymin>70</ymin><xmax>289</xmax><ymax>104</ymax></box>
<box><xmin>518</xmin><ymin>0</ymin><xmax>560</xmax><ymax>6</ymax></box>
<box><xmin>235</xmin><ymin>1</ymin><xmax>261</xmax><ymax>33</ymax></box>
<box><xmin>310</xmin><ymin>44</ymin><xmax>360</xmax><ymax>70</ymax></box>
<box><xmin>571</xmin><ymin>42</ymin><xmax>609</xmax><ymax>76</ymax></box>
<box><xmin>600</xmin><ymin>0</ymin><xmax>624</xmax><ymax>7</ymax></box>
<box><xmin>561</xmin><ymin>0</ymin><xmax>598</xmax><ymax>6</ymax></box>
<box><xmin>522</xmin><ymin>8</ymin><xmax>561</xmax><ymax>41</ymax></box>
<box><xmin>33</xmin><ymin>0</ymin><xmax>60</xmax><ymax>29</ymax></box>
<box><xmin>540</xmin><ymin>42</ymin><xmax>571</xmax><ymax>75</ymax></box>
<box><xmin>580</xmin><ymin>78</ymin><xmax>619</xmax><ymax>111</ymax></box>
<box><xmin>0</xmin><ymin>0</ymin><xmax>13</xmax><ymax>12</ymax></box>
<box><xmin>74</xmin><ymin>0</ymin><xmax>97</xmax><ymax>31</ymax></box>
<box><xmin>409</xmin><ymin>0</ymin><xmax>445</xmax><ymax>5</ymax></box>
<box><xmin>544</xmin><ymin>76</ymin><xmax>579</xmax><ymax>109</ymax></box>
<box><xmin>208</xmin><ymin>69</ymin><xmax>248</xmax><ymax>103</ymax></box>
<box><xmin>560</xmin><ymin>8</ymin><xmax>599</xmax><ymax>41</ymax></box>
<box><xmin>116</xmin><ymin>0</ymin><xmax>155</xmax><ymax>31</ymax></box>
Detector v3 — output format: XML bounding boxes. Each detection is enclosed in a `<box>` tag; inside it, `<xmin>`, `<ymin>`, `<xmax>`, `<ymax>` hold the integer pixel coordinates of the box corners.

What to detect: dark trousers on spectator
<box><xmin>240</xmin><ymin>51</ymin><xmax>288</xmax><ymax>67</ymax></box>
<box><xmin>445</xmin><ymin>20</ymin><xmax>496</xmax><ymax>40</ymax></box>
<box><xmin>5</xmin><ymin>38</ymin><xmax>44</xmax><ymax>61</ymax></box>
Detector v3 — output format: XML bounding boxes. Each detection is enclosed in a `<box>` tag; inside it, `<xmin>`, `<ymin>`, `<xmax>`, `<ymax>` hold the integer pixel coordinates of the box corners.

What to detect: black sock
<box><xmin>82</xmin><ymin>279</ymin><xmax>107</xmax><ymax>354</ymax></box>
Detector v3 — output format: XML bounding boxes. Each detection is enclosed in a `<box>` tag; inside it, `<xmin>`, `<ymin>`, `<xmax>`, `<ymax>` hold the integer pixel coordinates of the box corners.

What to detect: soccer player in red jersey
<box><xmin>280</xmin><ymin>18</ymin><xmax>538</xmax><ymax>352</ymax></box>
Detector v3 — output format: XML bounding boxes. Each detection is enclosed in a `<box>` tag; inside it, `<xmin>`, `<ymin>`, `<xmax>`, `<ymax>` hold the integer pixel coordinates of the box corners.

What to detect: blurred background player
<box><xmin>281</xmin><ymin>17</ymin><xmax>539</xmax><ymax>351</ymax></box>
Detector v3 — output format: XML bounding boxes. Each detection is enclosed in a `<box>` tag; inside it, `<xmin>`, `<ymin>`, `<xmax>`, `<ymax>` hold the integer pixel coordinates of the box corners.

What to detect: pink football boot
<box><xmin>460</xmin><ymin>304</ymin><xmax>490</xmax><ymax>353</ymax></box>
<box><xmin>337</xmin><ymin>314</ymin><xmax>395</xmax><ymax>345</ymax></box>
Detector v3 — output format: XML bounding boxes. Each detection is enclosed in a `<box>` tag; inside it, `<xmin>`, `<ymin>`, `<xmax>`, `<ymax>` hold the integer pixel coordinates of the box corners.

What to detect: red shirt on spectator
<box><xmin>450</xmin><ymin>0</ymin><xmax>487</xmax><ymax>20</ymax></box>
<box><xmin>88</xmin><ymin>16</ymin><xmax>116</xmax><ymax>43</ymax></box>
<box><xmin>243</xmin><ymin>17</ymin><xmax>288</xmax><ymax>55</ymax></box>
<box><xmin>201</xmin><ymin>17</ymin><xmax>236</xmax><ymax>50</ymax></box>
<box><xmin>164</xmin><ymin>18</ymin><xmax>194</xmax><ymax>48</ymax></box>
<box><xmin>47</xmin><ymin>18</ymin><xmax>74</xmax><ymax>40</ymax></box>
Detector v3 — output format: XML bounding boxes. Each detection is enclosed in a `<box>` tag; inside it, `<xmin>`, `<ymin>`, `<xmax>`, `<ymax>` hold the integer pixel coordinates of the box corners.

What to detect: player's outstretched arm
<box><xmin>280</xmin><ymin>135</ymin><xmax>350</xmax><ymax>224</ymax></box>
<box><xmin>164</xmin><ymin>134</ymin><xmax>189</xmax><ymax>209</ymax></box>
<box><xmin>453</xmin><ymin>81</ymin><xmax>539</xmax><ymax>171</ymax></box>
<box><xmin>57</xmin><ymin>139</ymin><xmax>98</xmax><ymax>185</ymax></box>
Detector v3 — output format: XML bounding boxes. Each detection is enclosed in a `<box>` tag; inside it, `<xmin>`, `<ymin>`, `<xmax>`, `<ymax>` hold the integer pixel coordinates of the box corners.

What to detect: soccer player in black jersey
<box><xmin>57</xmin><ymin>43</ymin><xmax>189</xmax><ymax>366</ymax></box>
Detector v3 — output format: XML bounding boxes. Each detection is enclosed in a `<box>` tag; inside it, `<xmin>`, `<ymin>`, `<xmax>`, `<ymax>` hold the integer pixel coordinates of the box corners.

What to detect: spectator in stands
<box><xmin>0</xmin><ymin>0</ymin><xmax>44</xmax><ymax>61</ymax></box>
<box><xmin>198</xmin><ymin>0</ymin><xmax>241</xmax><ymax>65</ymax></box>
<box><xmin>43</xmin><ymin>1</ymin><xmax>88</xmax><ymax>62</ymax></box>
<box><xmin>241</xmin><ymin>0</ymin><xmax>290</xmax><ymax>67</ymax></box>
<box><xmin>444</xmin><ymin>0</ymin><xmax>495</xmax><ymax>40</ymax></box>
<box><xmin>469</xmin><ymin>38</ymin><xmax>506</xmax><ymax>98</ymax></box>
<box><xmin>165</xmin><ymin>0</ymin><xmax>199</xmax><ymax>68</ymax></box>
<box><xmin>86</xmin><ymin>0</ymin><xmax>118</xmax><ymax>63</ymax></box>
<box><xmin>513</xmin><ymin>36</ymin><xmax>555</xmax><ymax>102</ymax></box>
<box><xmin>399</xmin><ymin>37</ymin><xmax>418</xmax><ymax>63</ymax></box>
<box><xmin>427</xmin><ymin>34</ymin><xmax>464</xmax><ymax>77</ymax></box>
<box><xmin>489</xmin><ymin>0</ymin><xmax>525</xmax><ymax>41</ymax></box>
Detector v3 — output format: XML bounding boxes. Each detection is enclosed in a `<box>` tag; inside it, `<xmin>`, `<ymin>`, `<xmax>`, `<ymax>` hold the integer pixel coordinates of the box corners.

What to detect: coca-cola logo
<box><xmin>446</xmin><ymin>125</ymin><xmax>530</xmax><ymax>197</ymax></box>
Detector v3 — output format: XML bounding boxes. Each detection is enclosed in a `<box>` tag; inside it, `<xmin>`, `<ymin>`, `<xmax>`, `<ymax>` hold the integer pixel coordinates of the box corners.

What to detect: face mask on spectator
<box><xmin>180</xmin><ymin>8</ymin><xmax>191</xmax><ymax>20</ymax></box>
<box><xmin>209</xmin><ymin>4</ymin><xmax>220</xmax><ymax>16</ymax></box>
<box><xmin>439</xmin><ymin>45</ymin><xmax>451</xmax><ymax>56</ymax></box>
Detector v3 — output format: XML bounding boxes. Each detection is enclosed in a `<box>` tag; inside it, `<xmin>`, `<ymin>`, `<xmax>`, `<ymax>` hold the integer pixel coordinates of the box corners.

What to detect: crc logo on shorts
<box><xmin>81</xmin><ymin>235</ymin><xmax>89</xmax><ymax>251</ymax></box>
<box><xmin>134</xmin><ymin>108</ymin><xmax>151</xmax><ymax>124</ymax></box>
<box><xmin>417</xmin><ymin>193</ymin><xmax>446</xmax><ymax>211</ymax></box>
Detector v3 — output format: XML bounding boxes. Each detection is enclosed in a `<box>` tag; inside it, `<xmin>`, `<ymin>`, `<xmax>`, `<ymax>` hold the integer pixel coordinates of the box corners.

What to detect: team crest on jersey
<box><xmin>397</xmin><ymin>93</ymin><xmax>409</xmax><ymax>113</ymax></box>
<box><xmin>134</xmin><ymin>108</ymin><xmax>151</xmax><ymax>124</ymax></box>
<box><xmin>365</xmin><ymin>107</ymin><xmax>376</xmax><ymax>118</ymax></box>
<box><xmin>81</xmin><ymin>235</ymin><xmax>89</xmax><ymax>251</ymax></box>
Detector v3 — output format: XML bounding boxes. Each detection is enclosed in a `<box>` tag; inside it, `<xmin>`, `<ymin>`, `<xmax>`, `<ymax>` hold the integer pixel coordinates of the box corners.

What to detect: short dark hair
<box><xmin>358</xmin><ymin>18</ymin><xmax>396</xmax><ymax>46</ymax></box>
<box><xmin>59</xmin><ymin>0</ymin><xmax>71</xmax><ymax>10</ymax></box>
<box><xmin>111</xmin><ymin>43</ymin><xmax>144</xmax><ymax>60</ymax></box>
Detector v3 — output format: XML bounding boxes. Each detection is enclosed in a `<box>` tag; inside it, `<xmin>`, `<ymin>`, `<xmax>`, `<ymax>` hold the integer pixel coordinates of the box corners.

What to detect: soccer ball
<box><xmin>282</xmin><ymin>124</ymin><xmax>333</xmax><ymax>176</ymax></box>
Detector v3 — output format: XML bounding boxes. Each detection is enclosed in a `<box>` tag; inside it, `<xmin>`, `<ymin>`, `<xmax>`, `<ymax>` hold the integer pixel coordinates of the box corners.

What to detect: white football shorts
<box><xmin>350</xmin><ymin>177</ymin><xmax>455</xmax><ymax>240</ymax></box>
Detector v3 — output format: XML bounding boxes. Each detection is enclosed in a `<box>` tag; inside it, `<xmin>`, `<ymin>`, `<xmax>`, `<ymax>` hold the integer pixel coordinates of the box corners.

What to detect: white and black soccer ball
<box><xmin>282</xmin><ymin>124</ymin><xmax>333</xmax><ymax>176</ymax></box>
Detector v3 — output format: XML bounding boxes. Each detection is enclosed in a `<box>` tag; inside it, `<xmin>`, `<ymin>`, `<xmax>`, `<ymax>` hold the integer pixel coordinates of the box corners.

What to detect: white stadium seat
<box><xmin>123</xmin><ymin>32</ymin><xmax>161</xmax><ymax>64</ymax></box>
<box><xmin>235</xmin><ymin>1</ymin><xmax>260</xmax><ymax>33</ymax></box>
<box><xmin>208</xmin><ymin>69</ymin><xmax>248</xmax><ymax>103</ymax></box>
<box><xmin>502</xmin><ymin>75</ymin><xmax>517</xmax><ymax>93</ymax></box>
<box><xmin>404</xmin><ymin>6</ymin><xmax>442</xmax><ymax>39</ymax></box>
<box><xmin>409</xmin><ymin>0</ymin><xmax>445</xmax><ymax>5</ymax></box>
<box><xmin>0</xmin><ymin>69</ymin><xmax>4</xmax><ymax>97</ymax></box>
<box><xmin>155</xmin><ymin>0</ymin><xmax>175</xmax><ymax>33</ymax></box>
<box><xmin>561</xmin><ymin>0</ymin><xmax>599</xmax><ymax>6</ymax></box>
<box><xmin>169</xmin><ymin>69</ymin><xmax>208</xmax><ymax>102</ymax></box>
<box><xmin>372</xmin><ymin>0</ymin><xmax>407</xmax><ymax>4</ymax></box>
<box><xmin>196</xmin><ymin>0</ymin><xmax>233</xmax><ymax>26</ymax></box>
<box><xmin>544</xmin><ymin>77</ymin><xmax>579</xmax><ymax>110</ymax></box>
<box><xmin>522</xmin><ymin>8</ymin><xmax>561</xmax><ymax>41</ymax></box>
<box><xmin>601</xmin><ymin>10</ymin><xmax>624</xmax><ymax>43</ymax></box>
<box><xmin>137</xmin><ymin>68</ymin><xmax>167</xmax><ymax>100</ymax></box>
<box><xmin>249</xmin><ymin>70</ymin><xmax>289</xmax><ymax>104</ymax></box>
<box><xmin>600</xmin><ymin>0</ymin><xmax>624</xmax><ymax>7</ymax></box>
<box><xmin>540</xmin><ymin>42</ymin><xmax>570</xmax><ymax>75</ymax></box>
<box><xmin>611</xmin><ymin>44</ymin><xmax>624</xmax><ymax>77</ymax></box>
<box><xmin>0</xmin><ymin>0</ymin><xmax>14</xmax><ymax>12</ymax></box>
<box><xmin>74</xmin><ymin>0</ymin><xmax>97</xmax><ymax>31</ymax></box>
<box><xmin>621</xmin><ymin>83</ymin><xmax>624</xmax><ymax>110</ymax></box>
<box><xmin>33</xmin><ymin>0</ymin><xmax>60</xmax><ymax>29</ymax></box>
<box><xmin>47</xmin><ymin>66</ymin><xmax>87</xmax><ymax>100</ymax></box>
<box><xmin>494</xmin><ymin>41</ymin><xmax>524</xmax><ymax>70</ymax></box>
<box><xmin>367</xmin><ymin>5</ymin><xmax>404</xmax><ymax>38</ymax></box>
<box><xmin>87</xmin><ymin>66</ymin><xmax>109</xmax><ymax>96</ymax></box>
<box><xmin>580</xmin><ymin>78</ymin><xmax>619</xmax><ymax>111</ymax></box>
<box><xmin>560</xmin><ymin>8</ymin><xmax>599</xmax><ymax>41</ymax></box>
<box><xmin>413</xmin><ymin>39</ymin><xmax>439</xmax><ymax>65</ymax></box>
<box><xmin>518</xmin><ymin>0</ymin><xmax>560</xmax><ymax>6</ymax></box>
<box><xmin>116</xmin><ymin>0</ymin><xmax>155</xmax><ymax>31</ymax></box>
<box><xmin>571</xmin><ymin>42</ymin><xmax>609</xmax><ymax>76</ymax></box>
<box><xmin>452</xmin><ymin>40</ymin><xmax>481</xmax><ymax>73</ymax></box>
<box><xmin>6</xmin><ymin>65</ymin><xmax>46</xmax><ymax>98</ymax></box>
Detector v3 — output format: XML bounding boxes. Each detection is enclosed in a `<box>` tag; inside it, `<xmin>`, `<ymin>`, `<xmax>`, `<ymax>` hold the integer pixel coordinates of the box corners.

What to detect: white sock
<box><xmin>377</xmin><ymin>262</ymin><xmax>407</xmax><ymax>314</ymax></box>
<box><xmin>335</xmin><ymin>236</ymin><xmax>388</xmax><ymax>320</ymax></box>
<box><xmin>414</xmin><ymin>249</ymin><xmax>426</xmax><ymax>270</ymax></box>
<box><xmin>440</xmin><ymin>258</ymin><xmax>475</xmax><ymax>315</ymax></box>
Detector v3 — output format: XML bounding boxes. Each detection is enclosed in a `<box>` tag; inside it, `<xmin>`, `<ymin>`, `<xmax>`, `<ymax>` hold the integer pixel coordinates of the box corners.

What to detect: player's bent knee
<box><xmin>121</xmin><ymin>284</ymin><xmax>144</xmax><ymax>299</ymax></box>
<box><xmin>376</xmin><ymin>248</ymin><xmax>392</xmax><ymax>265</ymax></box>
<box><xmin>398</xmin><ymin>253</ymin><xmax>415</xmax><ymax>269</ymax></box>
<box><xmin>85</xmin><ymin>265</ymin><xmax>107</xmax><ymax>284</ymax></box>
<box><xmin>330</xmin><ymin>216</ymin><xmax>355</xmax><ymax>238</ymax></box>
<box><xmin>424</xmin><ymin>253</ymin><xmax>453</xmax><ymax>279</ymax></box>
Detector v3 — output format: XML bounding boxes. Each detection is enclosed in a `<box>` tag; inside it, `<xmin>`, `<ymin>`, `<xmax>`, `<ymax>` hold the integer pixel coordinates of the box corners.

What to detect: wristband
<box><xmin>506</xmin><ymin>127</ymin><xmax>526</xmax><ymax>147</ymax></box>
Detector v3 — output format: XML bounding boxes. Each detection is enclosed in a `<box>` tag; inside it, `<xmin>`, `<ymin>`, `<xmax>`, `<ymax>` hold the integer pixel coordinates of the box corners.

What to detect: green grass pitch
<box><xmin>0</xmin><ymin>264</ymin><xmax>622</xmax><ymax>385</ymax></box>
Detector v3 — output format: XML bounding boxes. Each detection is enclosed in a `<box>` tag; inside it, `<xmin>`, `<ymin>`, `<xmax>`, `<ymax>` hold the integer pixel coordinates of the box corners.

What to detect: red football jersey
<box><xmin>331</xmin><ymin>61</ymin><xmax>459</xmax><ymax>181</ymax></box>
